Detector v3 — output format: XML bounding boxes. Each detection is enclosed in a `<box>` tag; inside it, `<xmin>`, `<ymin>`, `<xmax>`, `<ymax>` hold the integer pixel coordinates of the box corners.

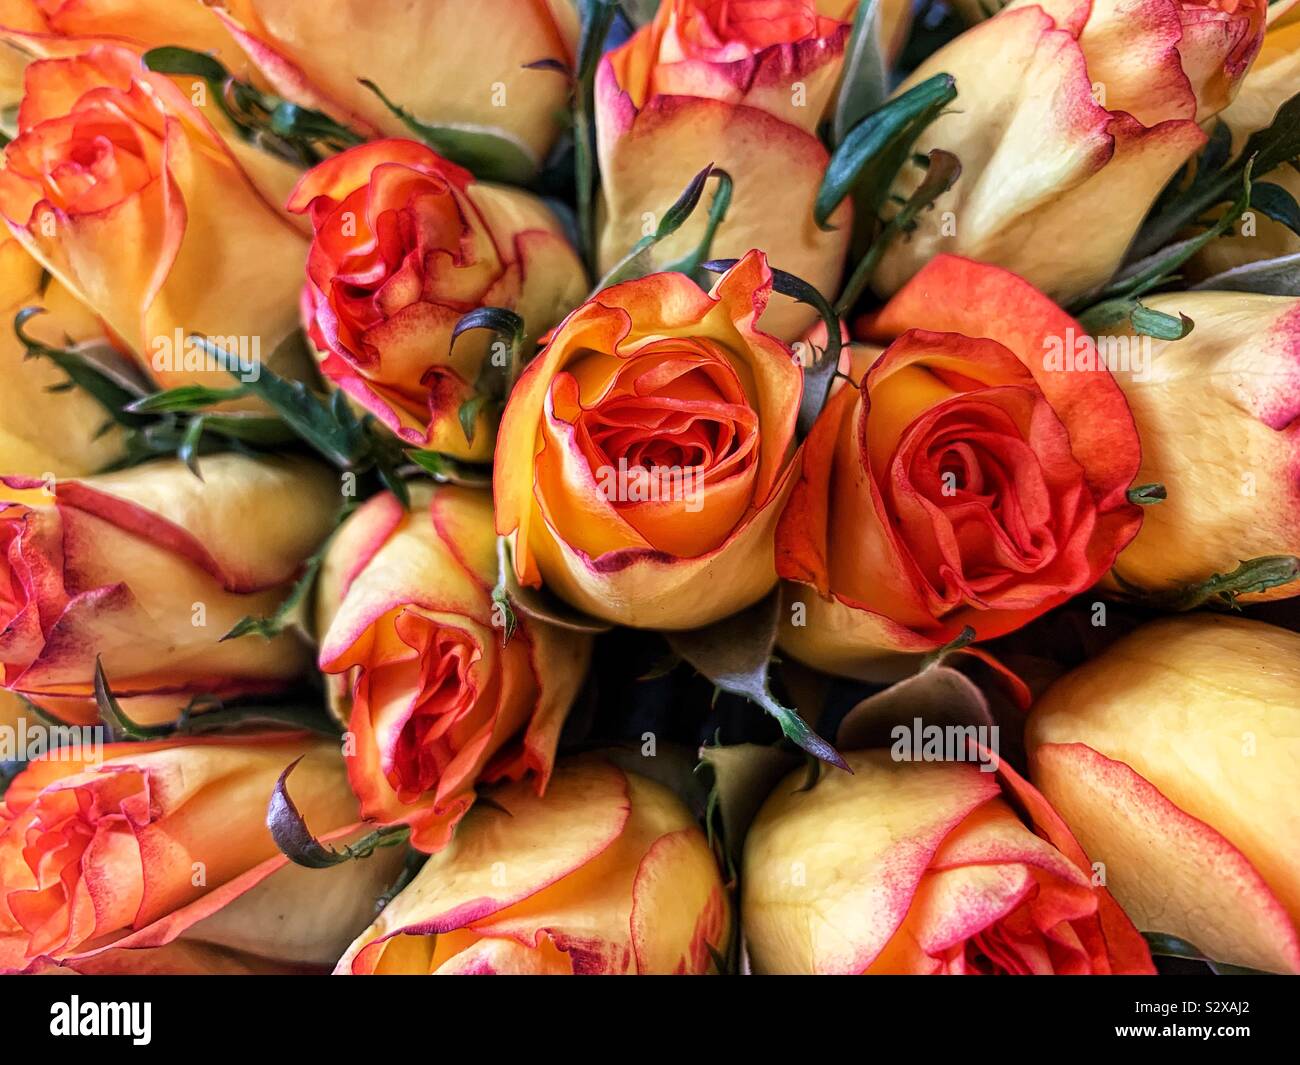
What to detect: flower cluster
<box><xmin>0</xmin><ymin>0</ymin><xmax>1296</xmax><ymax>980</ymax></box>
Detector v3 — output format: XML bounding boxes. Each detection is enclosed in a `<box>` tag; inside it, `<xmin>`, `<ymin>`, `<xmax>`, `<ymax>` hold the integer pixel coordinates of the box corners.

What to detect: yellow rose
<box><xmin>1027</xmin><ymin>614</ymin><xmax>1300</xmax><ymax>973</ymax></box>
<box><xmin>873</xmin><ymin>0</ymin><xmax>1269</xmax><ymax>303</ymax></box>
<box><xmin>210</xmin><ymin>0</ymin><xmax>579</xmax><ymax>164</ymax></box>
<box><xmin>743</xmin><ymin>749</ymin><xmax>1154</xmax><ymax>973</ymax></box>
<box><xmin>595</xmin><ymin>0</ymin><xmax>856</xmax><ymax>339</ymax></box>
<box><xmin>1105</xmin><ymin>290</ymin><xmax>1300</xmax><ymax>600</ymax></box>
<box><xmin>0</xmin><ymin>45</ymin><xmax>311</xmax><ymax>398</ymax></box>
<box><xmin>0</xmin><ymin>454</ymin><xmax>339</xmax><ymax>725</ymax></box>
<box><xmin>336</xmin><ymin>756</ymin><xmax>729</xmax><ymax>974</ymax></box>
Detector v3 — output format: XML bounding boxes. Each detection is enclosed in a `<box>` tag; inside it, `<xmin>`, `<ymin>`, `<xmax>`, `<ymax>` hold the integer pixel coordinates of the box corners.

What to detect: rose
<box><xmin>1102</xmin><ymin>291</ymin><xmax>1300</xmax><ymax>600</ymax></box>
<box><xmin>1027</xmin><ymin>614</ymin><xmax>1300</xmax><ymax>974</ymax></box>
<box><xmin>494</xmin><ymin>251</ymin><xmax>802</xmax><ymax>629</ymax></box>
<box><xmin>776</xmin><ymin>254</ymin><xmax>1143</xmax><ymax>680</ymax></box>
<box><xmin>742</xmin><ymin>749</ymin><xmax>1155</xmax><ymax>974</ymax></box>
<box><xmin>208</xmin><ymin>0</ymin><xmax>578</xmax><ymax>164</ymax></box>
<box><xmin>0</xmin><ymin>237</ymin><xmax>123</xmax><ymax>476</ymax></box>
<box><xmin>336</xmin><ymin>756</ymin><xmax>729</xmax><ymax>974</ymax></box>
<box><xmin>289</xmin><ymin>139</ymin><xmax>587</xmax><ymax>460</ymax></box>
<box><xmin>0</xmin><ymin>453</ymin><xmax>339</xmax><ymax>725</ymax></box>
<box><xmin>0</xmin><ymin>45</ymin><xmax>312</xmax><ymax>397</ymax></box>
<box><xmin>595</xmin><ymin>0</ymin><xmax>855</xmax><ymax>340</ymax></box>
<box><xmin>872</xmin><ymin>0</ymin><xmax>1269</xmax><ymax>304</ymax></box>
<box><xmin>0</xmin><ymin>732</ymin><xmax>401</xmax><ymax>971</ymax></box>
<box><xmin>1193</xmin><ymin>0</ymin><xmax>1300</xmax><ymax>278</ymax></box>
<box><xmin>314</xmin><ymin>482</ymin><xmax>592</xmax><ymax>853</ymax></box>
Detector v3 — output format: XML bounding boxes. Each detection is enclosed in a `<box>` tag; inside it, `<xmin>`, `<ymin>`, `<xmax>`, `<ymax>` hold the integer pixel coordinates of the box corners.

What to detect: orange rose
<box><xmin>0</xmin><ymin>733</ymin><xmax>400</xmax><ymax>971</ymax></box>
<box><xmin>289</xmin><ymin>140</ymin><xmax>587</xmax><ymax>460</ymax></box>
<box><xmin>336</xmin><ymin>756</ymin><xmax>729</xmax><ymax>975</ymax></box>
<box><xmin>0</xmin><ymin>45</ymin><xmax>311</xmax><ymax>398</ymax></box>
<box><xmin>0</xmin><ymin>0</ymin><xmax>246</xmax><ymax>63</ymax></box>
<box><xmin>314</xmin><ymin>483</ymin><xmax>592</xmax><ymax>853</ymax></box>
<box><xmin>743</xmin><ymin>750</ymin><xmax>1155</xmax><ymax>974</ymax></box>
<box><xmin>494</xmin><ymin>251</ymin><xmax>802</xmax><ymax>629</ymax></box>
<box><xmin>0</xmin><ymin>454</ymin><xmax>339</xmax><ymax>725</ymax></box>
<box><xmin>596</xmin><ymin>0</ymin><xmax>855</xmax><ymax>339</ymax></box>
<box><xmin>777</xmin><ymin>254</ymin><xmax>1143</xmax><ymax>679</ymax></box>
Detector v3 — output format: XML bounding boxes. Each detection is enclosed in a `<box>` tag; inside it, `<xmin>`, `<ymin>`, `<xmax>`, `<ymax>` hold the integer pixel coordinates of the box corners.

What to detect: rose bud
<box><xmin>1194</xmin><ymin>1</ymin><xmax>1300</xmax><ymax>278</ymax></box>
<box><xmin>595</xmin><ymin>0</ymin><xmax>855</xmax><ymax>340</ymax></box>
<box><xmin>1103</xmin><ymin>291</ymin><xmax>1300</xmax><ymax>601</ymax></box>
<box><xmin>0</xmin><ymin>237</ymin><xmax>123</xmax><ymax>476</ymax></box>
<box><xmin>744</xmin><ymin>749</ymin><xmax>1154</xmax><ymax>974</ymax></box>
<box><xmin>1028</xmin><ymin>613</ymin><xmax>1300</xmax><ymax>974</ymax></box>
<box><xmin>210</xmin><ymin>0</ymin><xmax>578</xmax><ymax>164</ymax></box>
<box><xmin>495</xmin><ymin>251</ymin><xmax>802</xmax><ymax>629</ymax></box>
<box><xmin>314</xmin><ymin>482</ymin><xmax>591</xmax><ymax>854</ymax></box>
<box><xmin>0</xmin><ymin>733</ymin><xmax>401</xmax><ymax>971</ymax></box>
<box><xmin>872</xmin><ymin>0</ymin><xmax>1269</xmax><ymax>304</ymax></box>
<box><xmin>289</xmin><ymin>140</ymin><xmax>587</xmax><ymax>460</ymax></box>
<box><xmin>0</xmin><ymin>453</ymin><xmax>339</xmax><ymax>725</ymax></box>
<box><xmin>336</xmin><ymin>756</ymin><xmax>729</xmax><ymax>974</ymax></box>
<box><xmin>778</xmin><ymin>254</ymin><xmax>1142</xmax><ymax>680</ymax></box>
<box><xmin>0</xmin><ymin>45</ymin><xmax>312</xmax><ymax>397</ymax></box>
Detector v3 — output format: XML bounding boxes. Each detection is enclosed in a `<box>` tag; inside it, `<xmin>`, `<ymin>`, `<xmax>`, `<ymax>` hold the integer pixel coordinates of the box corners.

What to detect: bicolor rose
<box><xmin>314</xmin><ymin>482</ymin><xmax>591</xmax><ymax>854</ymax></box>
<box><xmin>209</xmin><ymin>0</ymin><xmax>578</xmax><ymax>164</ymax></box>
<box><xmin>1103</xmin><ymin>291</ymin><xmax>1300</xmax><ymax>600</ymax></box>
<box><xmin>0</xmin><ymin>733</ymin><xmax>400</xmax><ymax>971</ymax></box>
<box><xmin>873</xmin><ymin>0</ymin><xmax>1269</xmax><ymax>303</ymax></box>
<box><xmin>1194</xmin><ymin>0</ymin><xmax>1300</xmax><ymax>278</ymax></box>
<box><xmin>289</xmin><ymin>139</ymin><xmax>587</xmax><ymax>460</ymax></box>
<box><xmin>336</xmin><ymin>756</ymin><xmax>729</xmax><ymax>975</ymax></box>
<box><xmin>0</xmin><ymin>45</ymin><xmax>312</xmax><ymax>398</ymax></box>
<box><xmin>0</xmin><ymin>236</ymin><xmax>123</xmax><ymax>476</ymax></box>
<box><xmin>494</xmin><ymin>251</ymin><xmax>802</xmax><ymax>629</ymax></box>
<box><xmin>595</xmin><ymin>0</ymin><xmax>856</xmax><ymax>340</ymax></box>
<box><xmin>0</xmin><ymin>454</ymin><xmax>339</xmax><ymax>724</ymax></box>
<box><xmin>1028</xmin><ymin>614</ymin><xmax>1300</xmax><ymax>974</ymax></box>
<box><xmin>743</xmin><ymin>749</ymin><xmax>1155</xmax><ymax>974</ymax></box>
<box><xmin>777</xmin><ymin>254</ymin><xmax>1142</xmax><ymax>680</ymax></box>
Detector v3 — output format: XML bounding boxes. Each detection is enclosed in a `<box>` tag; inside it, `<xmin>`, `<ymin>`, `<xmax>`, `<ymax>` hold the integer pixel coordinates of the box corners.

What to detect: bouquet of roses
<box><xmin>0</xmin><ymin>0</ymin><xmax>1297</xmax><ymax>979</ymax></box>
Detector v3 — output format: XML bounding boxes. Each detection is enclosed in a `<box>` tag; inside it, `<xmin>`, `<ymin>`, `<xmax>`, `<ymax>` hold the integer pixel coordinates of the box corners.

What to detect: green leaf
<box><xmin>15</xmin><ymin>308</ymin><xmax>146</xmax><ymax>426</ymax></box>
<box><xmin>817</xmin><ymin>73</ymin><xmax>957</xmax><ymax>228</ymax></box>
<box><xmin>660</xmin><ymin>169</ymin><xmax>733</xmax><ymax>279</ymax></box>
<box><xmin>493</xmin><ymin>535</ymin><xmax>612</xmax><ymax>637</ymax></box>
<box><xmin>1129</xmin><ymin>303</ymin><xmax>1194</xmax><ymax>340</ymax></box>
<box><xmin>94</xmin><ymin>657</ymin><xmax>173</xmax><ymax>741</ymax></box>
<box><xmin>595</xmin><ymin>164</ymin><xmax>718</xmax><ymax>289</ymax></box>
<box><xmin>405</xmin><ymin>448</ymin><xmax>493</xmax><ymax>487</ymax></box>
<box><xmin>359</xmin><ymin>79</ymin><xmax>538</xmax><ymax>185</ymax></box>
<box><xmin>450</xmin><ymin>306</ymin><xmax>528</xmax><ymax>445</ymax></box>
<box><xmin>1129</xmin><ymin>90</ymin><xmax>1300</xmax><ymax>261</ymax></box>
<box><xmin>702</xmin><ymin>259</ymin><xmax>843</xmax><ymax>438</ymax></box>
<box><xmin>1126</xmin><ymin>483</ymin><xmax>1167</xmax><ymax>505</ymax></box>
<box><xmin>212</xmin><ymin>335</ymin><xmax>369</xmax><ymax>467</ymax></box>
<box><xmin>1143</xmin><ymin>932</ymin><xmax>1272</xmax><ymax>975</ymax></box>
<box><xmin>832</xmin><ymin>0</ymin><xmax>889</xmax><ymax>148</ymax></box>
<box><xmin>666</xmin><ymin>593</ymin><xmax>848</xmax><ymax>770</ymax></box>
<box><xmin>1251</xmin><ymin>179</ymin><xmax>1300</xmax><ymax>237</ymax></box>
<box><xmin>1116</xmin><ymin>555</ymin><xmax>1300</xmax><ymax>611</ymax></box>
<box><xmin>126</xmin><ymin>384</ymin><xmax>249</xmax><ymax>413</ymax></box>
<box><xmin>834</xmin><ymin>147</ymin><xmax>962</xmax><ymax>314</ymax></box>
<box><xmin>268</xmin><ymin>758</ymin><xmax>411</xmax><ymax>868</ymax></box>
<box><xmin>141</xmin><ymin>45</ymin><xmax>228</xmax><ymax>82</ymax></box>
